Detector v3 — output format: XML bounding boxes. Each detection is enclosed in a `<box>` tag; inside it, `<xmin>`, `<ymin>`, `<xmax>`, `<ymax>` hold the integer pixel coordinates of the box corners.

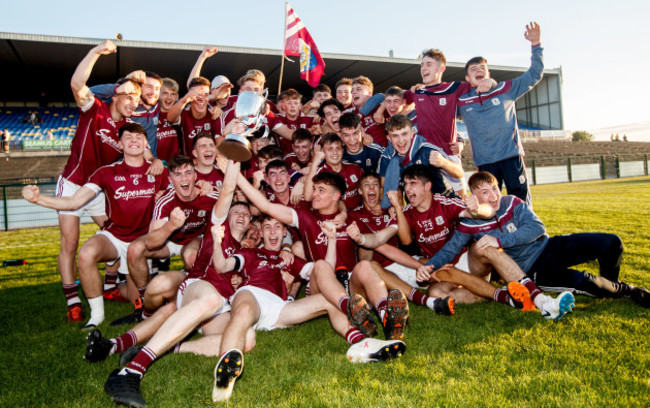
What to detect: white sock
<box><xmin>103</xmin><ymin>283</ymin><xmax>116</xmax><ymax>291</ymax></box>
<box><xmin>86</xmin><ymin>296</ymin><xmax>105</xmax><ymax>326</ymax></box>
<box><xmin>533</xmin><ymin>293</ymin><xmax>550</xmax><ymax>310</ymax></box>
<box><xmin>67</xmin><ymin>296</ymin><xmax>81</xmax><ymax>306</ymax></box>
<box><xmin>425</xmin><ymin>297</ymin><xmax>436</xmax><ymax>310</ymax></box>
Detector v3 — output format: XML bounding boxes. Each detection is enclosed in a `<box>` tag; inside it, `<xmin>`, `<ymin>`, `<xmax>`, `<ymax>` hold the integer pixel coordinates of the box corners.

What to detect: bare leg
<box><xmin>218</xmin><ymin>291</ymin><xmax>261</xmax><ymax>356</ymax></box>
<box><xmin>309</xmin><ymin>260</ymin><xmax>348</xmax><ymax>308</ymax></box>
<box><xmin>349</xmin><ymin>260</ymin><xmax>388</xmax><ymax>308</ymax></box>
<box><xmin>143</xmin><ymin>271</ymin><xmax>186</xmax><ymax>312</ymax></box>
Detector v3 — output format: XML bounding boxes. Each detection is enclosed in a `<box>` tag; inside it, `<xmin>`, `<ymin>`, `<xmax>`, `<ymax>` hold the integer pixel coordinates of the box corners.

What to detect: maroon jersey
<box><xmin>284</xmin><ymin>152</ymin><xmax>311</xmax><ymax>170</ymax></box>
<box><xmin>152</xmin><ymin>189</ymin><xmax>219</xmax><ymax>245</ymax></box>
<box><xmin>61</xmin><ymin>97</ymin><xmax>126</xmax><ymax>185</ymax></box>
<box><xmin>156</xmin><ymin>111</ymin><xmax>180</xmax><ymax>161</ymax></box>
<box><xmin>348</xmin><ymin>206</ymin><xmax>398</xmax><ymax>267</ymax></box>
<box><xmin>86</xmin><ymin>160</ymin><xmax>167</xmax><ymax>242</ymax></box>
<box><xmin>195</xmin><ymin>166</ymin><xmax>225</xmax><ymax>198</ymax></box>
<box><xmin>359</xmin><ymin>106</ymin><xmax>388</xmax><ymax>147</ymax></box>
<box><xmin>291</xmin><ymin>207</ymin><xmax>358</xmax><ymax>270</ymax></box>
<box><xmin>274</xmin><ymin>113</ymin><xmax>316</xmax><ymax>155</ymax></box>
<box><xmin>178</xmin><ymin>105</ymin><xmax>219</xmax><ymax>156</ymax></box>
<box><xmin>404</xmin><ymin>81</ymin><xmax>470</xmax><ymax>155</ymax></box>
<box><xmin>234</xmin><ymin>247</ymin><xmax>308</xmax><ymax>300</ymax></box>
<box><xmin>403</xmin><ymin>194</ymin><xmax>466</xmax><ymax>258</ymax></box>
<box><xmin>316</xmin><ymin>162</ymin><xmax>363</xmax><ymax>209</ymax></box>
<box><xmin>186</xmin><ymin>215</ymin><xmax>241</xmax><ymax>298</ymax></box>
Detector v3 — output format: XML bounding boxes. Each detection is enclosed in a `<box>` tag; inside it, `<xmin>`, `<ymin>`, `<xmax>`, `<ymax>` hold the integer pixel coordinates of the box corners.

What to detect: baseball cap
<box><xmin>211</xmin><ymin>75</ymin><xmax>233</xmax><ymax>89</ymax></box>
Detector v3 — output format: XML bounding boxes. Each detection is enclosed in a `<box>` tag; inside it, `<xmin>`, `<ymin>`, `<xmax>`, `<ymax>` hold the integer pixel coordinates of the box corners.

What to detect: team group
<box><xmin>22</xmin><ymin>22</ymin><xmax>649</xmax><ymax>406</ymax></box>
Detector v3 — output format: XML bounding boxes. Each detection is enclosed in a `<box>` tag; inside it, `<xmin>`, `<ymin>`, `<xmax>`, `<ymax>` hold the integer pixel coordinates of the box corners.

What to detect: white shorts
<box><xmin>176</xmin><ymin>278</ymin><xmax>231</xmax><ymax>317</ymax></box>
<box><xmin>441</xmin><ymin>154</ymin><xmax>467</xmax><ymax>193</ymax></box>
<box><xmin>166</xmin><ymin>241</ymin><xmax>183</xmax><ymax>258</ymax></box>
<box><xmin>384</xmin><ymin>252</ymin><xmax>470</xmax><ymax>287</ymax></box>
<box><xmin>232</xmin><ymin>286</ymin><xmax>289</xmax><ymax>331</ymax></box>
<box><xmin>96</xmin><ymin>230</ymin><xmax>130</xmax><ymax>275</ymax></box>
<box><xmin>56</xmin><ymin>176</ymin><xmax>105</xmax><ymax>217</ymax></box>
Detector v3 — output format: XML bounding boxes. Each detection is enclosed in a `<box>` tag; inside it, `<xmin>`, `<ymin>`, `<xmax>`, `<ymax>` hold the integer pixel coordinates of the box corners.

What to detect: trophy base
<box><xmin>219</xmin><ymin>134</ymin><xmax>252</xmax><ymax>162</ymax></box>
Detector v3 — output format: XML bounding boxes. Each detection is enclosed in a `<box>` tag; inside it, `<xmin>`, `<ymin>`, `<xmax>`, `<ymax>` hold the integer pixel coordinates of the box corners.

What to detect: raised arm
<box><xmin>320</xmin><ymin>221</ymin><xmax>338</xmax><ymax>269</ymax></box>
<box><xmin>236</xmin><ymin>172</ymin><xmax>295</xmax><ymax>225</ymax></box>
<box><xmin>71</xmin><ymin>40</ymin><xmax>117</xmax><ymax>107</ymax></box>
<box><xmin>212</xmin><ymin>160</ymin><xmax>241</xmax><ymax>220</ymax></box>
<box><xmin>386</xmin><ymin>190</ymin><xmax>412</xmax><ymax>245</ymax></box>
<box><xmin>346</xmin><ymin>221</ymin><xmax>397</xmax><ymax>249</ymax></box>
<box><xmin>302</xmin><ymin>150</ymin><xmax>324</xmax><ymax>202</ymax></box>
<box><xmin>22</xmin><ymin>184</ymin><xmax>97</xmax><ymax>211</ymax></box>
<box><xmin>187</xmin><ymin>47</ymin><xmax>218</xmax><ymax>88</ymax></box>
<box><xmin>211</xmin><ymin>225</ymin><xmax>237</xmax><ymax>273</ymax></box>
<box><xmin>460</xmin><ymin>194</ymin><xmax>496</xmax><ymax>219</ymax></box>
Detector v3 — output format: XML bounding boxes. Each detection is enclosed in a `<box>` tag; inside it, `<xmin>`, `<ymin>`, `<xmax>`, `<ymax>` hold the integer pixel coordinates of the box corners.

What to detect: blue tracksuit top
<box><xmin>426</xmin><ymin>195</ymin><xmax>548</xmax><ymax>272</ymax></box>
<box><xmin>458</xmin><ymin>45</ymin><xmax>544</xmax><ymax>167</ymax></box>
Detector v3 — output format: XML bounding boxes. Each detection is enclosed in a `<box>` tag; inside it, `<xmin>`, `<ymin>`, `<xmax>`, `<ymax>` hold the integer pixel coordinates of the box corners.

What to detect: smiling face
<box><xmin>322</xmin><ymin>105</ymin><xmax>342</xmax><ymax>131</ymax></box>
<box><xmin>384</xmin><ymin>94</ymin><xmax>405</xmax><ymax>117</ymax></box>
<box><xmin>336</xmin><ymin>84</ymin><xmax>352</xmax><ymax>106</ymax></box>
<box><xmin>118</xmin><ymin>130</ymin><xmax>146</xmax><ymax>157</ymax></box>
<box><xmin>471</xmin><ymin>181</ymin><xmax>501</xmax><ymax>211</ymax></box>
<box><xmin>228</xmin><ymin>204</ymin><xmax>252</xmax><ymax>237</ymax></box>
<box><xmin>168</xmin><ymin>164</ymin><xmax>196</xmax><ymax>201</ymax></box>
<box><xmin>359</xmin><ymin>175</ymin><xmax>382</xmax><ymax>209</ymax></box>
<box><xmin>387</xmin><ymin>125</ymin><xmax>414</xmax><ymax>156</ymax></box>
<box><xmin>351</xmin><ymin>83</ymin><xmax>372</xmax><ymax>108</ymax></box>
<box><xmin>465</xmin><ymin>62</ymin><xmax>490</xmax><ymax>87</ymax></box>
<box><xmin>261</xmin><ymin>217</ymin><xmax>286</xmax><ymax>251</ymax></box>
<box><xmin>113</xmin><ymin>92</ymin><xmax>140</xmax><ymax>119</ymax></box>
<box><xmin>190</xmin><ymin>85</ymin><xmax>210</xmax><ymax>114</ymax></box>
<box><xmin>322</xmin><ymin>141</ymin><xmax>343</xmax><ymax>167</ymax></box>
<box><xmin>292</xmin><ymin>139</ymin><xmax>312</xmax><ymax>163</ymax></box>
<box><xmin>141</xmin><ymin>77</ymin><xmax>162</xmax><ymax>107</ymax></box>
<box><xmin>403</xmin><ymin>175</ymin><xmax>431</xmax><ymax>209</ymax></box>
<box><xmin>311</xmin><ymin>181</ymin><xmax>339</xmax><ymax>211</ymax></box>
<box><xmin>192</xmin><ymin>136</ymin><xmax>217</xmax><ymax>167</ymax></box>
<box><xmin>420</xmin><ymin>56</ymin><xmax>445</xmax><ymax>86</ymax></box>
<box><xmin>340</xmin><ymin>125</ymin><xmax>363</xmax><ymax>154</ymax></box>
<box><xmin>160</xmin><ymin>85</ymin><xmax>179</xmax><ymax>111</ymax></box>
<box><xmin>265</xmin><ymin>166</ymin><xmax>291</xmax><ymax>194</ymax></box>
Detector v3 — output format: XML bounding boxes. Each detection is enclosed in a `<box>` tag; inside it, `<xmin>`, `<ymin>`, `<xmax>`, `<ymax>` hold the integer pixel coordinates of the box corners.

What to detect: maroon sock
<box><xmin>62</xmin><ymin>283</ymin><xmax>80</xmax><ymax>305</ymax></box>
<box><xmin>338</xmin><ymin>296</ymin><xmax>349</xmax><ymax>313</ymax></box>
<box><xmin>114</xmin><ymin>330</ymin><xmax>137</xmax><ymax>353</ymax></box>
<box><xmin>142</xmin><ymin>307</ymin><xmax>154</xmax><ymax>320</ymax></box>
<box><xmin>125</xmin><ymin>346</ymin><xmax>157</xmax><ymax>376</ymax></box>
<box><xmin>104</xmin><ymin>272</ymin><xmax>118</xmax><ymax>287</ymax></box>
<box><xmin>493</xmin><ymin>288</ymin><xmax>509</xmax><ymax>304</ymax></box>
<box><xmin>408</xmin><ymin>288</ymin><xmax>429</xmax><ymax>306</ymax></box>
<box><xmin>345</xmin><ymin>328</ymin><xmax>365</xmax><ymax>345</ymax></box>
<box><xmin>520</xmin><ymin>277</ymin><xmax>542</xmax><ymax>302</ymax></box>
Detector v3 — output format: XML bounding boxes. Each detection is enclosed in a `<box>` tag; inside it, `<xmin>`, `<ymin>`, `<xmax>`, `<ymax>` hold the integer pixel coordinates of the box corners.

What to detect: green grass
<box><xmin>1</xmin><ymin>177</ymin><xmax>649</xmax><ymax>407</ymax></box>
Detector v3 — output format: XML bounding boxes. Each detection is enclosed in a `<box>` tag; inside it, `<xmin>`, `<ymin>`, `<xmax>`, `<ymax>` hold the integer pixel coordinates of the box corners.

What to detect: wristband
<box><xmin>359</xmin><ymin>235</ymin><xmax>366</xmax><ymax>246</ymax></box>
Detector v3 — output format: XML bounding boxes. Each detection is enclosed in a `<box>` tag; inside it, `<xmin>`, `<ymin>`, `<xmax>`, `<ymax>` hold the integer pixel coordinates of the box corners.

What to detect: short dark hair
<box><xmin>312</xmin><ymin>171</ymin><xmax>346</xmax><ymax>196</ymax></box>
<box><xmin>402</xmin><ymin>164</ymin><xmax>434</xmax><ymax>188</ymax></box>
<box><xmin>192</xmin><ymin>132</ymin><xmax>215</xmax><ymax>149</ymax></box>
<box><xmin>265</xmin><ymin>159</ymin><xmax>290</xmax><ymax>175</ymax></box>
<box><xmin>317</xmin><ymin>99</ymin><xmax>344</xmax><ymax>118</ymax></box>
<box><xmin>359</xmin><ymin>172</ymin><xmax>381</xmax><ymax>185</ymax></box>
<box><xmin>167</xmin><ymin>154</ymin><xmax>194</xmax><ymax>173</ymax></box>
<box><xmin>468</xmin><ymin>171</ymin><xmax>498</xmax><ymax>191</ymax></box>
<box><xmin>118</xmin><ymin>122</ymin><xmax>146</xmax><ymax>139</ymax></box>
<box><xmin>292</xmin><ymin>128</ymin><xmax>313</xmax><ymax>144</ymax></box>
<box><xmin>385</xmin><ymin>86</ymin><xmax>404</xmax><ymax>98</ymax></box>
<box><xmin>339</xmin><ymin>112</ymin><xmax>361</xmax><ymax>130</ymax></box>
<box><xmin>188</xmin><ymin>76</ymin><xmax>211</xmax><ymax>89</ymax></box>
<box><xmin>319</xmin><ymin>132</ymin><xmax>343</xmax><ymax>148</ymax></box>
<box><xmin>257</xmin><ymin>144</ymin><xmax>283</xmax><ymax>160</ymax></box>
<box><xmin>230</xmin><ymin>201</ymin><xmax>251</xmax><ymax>214</ymax></box>
<box><xmin>145</xmin><ymin>71</ymin><xmax>163</xmax><ymax>83</ymax></box>
<box><xmin>464</xmin><ymin>57</ymin><xmax>488</xmax><ymax>75</ymax></box>
<box><xmin>313</xmin><ymin>84</ymin><xmax>331</xmax><ymax>95</ymax></box>
<box><xmin>385</xmin><ymin>114</ymin><xmax>412</xmax><ymax>133</ymax></box>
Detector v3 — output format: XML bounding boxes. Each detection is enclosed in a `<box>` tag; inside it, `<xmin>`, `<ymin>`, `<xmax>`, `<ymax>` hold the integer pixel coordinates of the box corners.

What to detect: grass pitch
<box><xmin>1</xmin><ymin>177</ymin><xmax>649</xmax><ymax>407</ymax></box>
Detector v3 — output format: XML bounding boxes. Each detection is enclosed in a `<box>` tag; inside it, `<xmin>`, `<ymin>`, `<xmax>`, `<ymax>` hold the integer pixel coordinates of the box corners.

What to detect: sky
<box><xmin>3</xmin><ymin>0</ymin><xmax>650</xmax><ymax>140</ymax></box>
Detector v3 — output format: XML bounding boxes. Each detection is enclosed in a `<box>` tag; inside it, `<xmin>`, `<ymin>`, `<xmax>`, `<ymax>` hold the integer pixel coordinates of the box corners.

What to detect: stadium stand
<box><xmin>0</xmin><ymin>107</ymin><xmax>79</xmax><ymax>146</ymax></box>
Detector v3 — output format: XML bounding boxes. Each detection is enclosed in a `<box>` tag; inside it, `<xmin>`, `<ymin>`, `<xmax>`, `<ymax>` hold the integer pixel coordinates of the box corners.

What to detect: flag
<box><xmin>284</xmin><ymin>2</ymin><xmax>325</xmax><ymax>87</ymax></box>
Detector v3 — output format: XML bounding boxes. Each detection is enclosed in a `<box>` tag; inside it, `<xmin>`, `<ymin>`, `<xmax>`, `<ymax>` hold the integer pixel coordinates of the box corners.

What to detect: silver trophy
<box><xmin>219</xmin><ymin>90</ymin><xmax>268</xmax><ymax>162</ymax></box>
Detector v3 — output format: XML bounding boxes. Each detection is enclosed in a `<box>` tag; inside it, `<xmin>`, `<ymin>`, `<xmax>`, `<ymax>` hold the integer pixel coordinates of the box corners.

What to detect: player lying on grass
<box><xmin>22</xmin><ymin>123</ymin><xmax>167</xmax><ymax>330</ymax></box>
<box><xmin>422</xmin><ymin>171</ymin><xmax>650</xmax><ymax>314</ymax></box>
<box><xmin>236</xmin><ymin>170</ymin><xmax>411</xmax><ymax>349</ymax></box>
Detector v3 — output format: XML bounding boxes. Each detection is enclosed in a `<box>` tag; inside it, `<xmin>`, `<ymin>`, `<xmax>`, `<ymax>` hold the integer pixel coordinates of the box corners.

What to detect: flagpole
<box><xmin>278</xmin><ymin>1</ymin><xmax>287</xmax><ymax>96</ymax></box>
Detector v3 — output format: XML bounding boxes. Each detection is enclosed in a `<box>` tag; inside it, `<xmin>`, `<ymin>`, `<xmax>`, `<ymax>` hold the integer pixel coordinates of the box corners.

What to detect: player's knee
<box><xmin>603</xmin><ymin>234</ymin><xmax>624</xmax><ymax>256</ymax></box>
<box><xmin>198</xmin><ymin>293</ymin><xmax>223</xmax><ymax>315</ymax></box>
<box><xmin>77</xmin><ymin>248</ymin><xmax>97</xmax><ymax>269</ymax></box>
<box><xmin>127</xmin><ymin>239</ymin><xmax>146</xmax><ymax>261</ymax></box>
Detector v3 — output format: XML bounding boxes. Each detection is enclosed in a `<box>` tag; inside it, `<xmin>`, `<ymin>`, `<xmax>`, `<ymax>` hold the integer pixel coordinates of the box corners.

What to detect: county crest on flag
<box><xmin>284</xmin><ymin>2</ymin><xmax>325</xmax><ymax>87</ymax></box>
